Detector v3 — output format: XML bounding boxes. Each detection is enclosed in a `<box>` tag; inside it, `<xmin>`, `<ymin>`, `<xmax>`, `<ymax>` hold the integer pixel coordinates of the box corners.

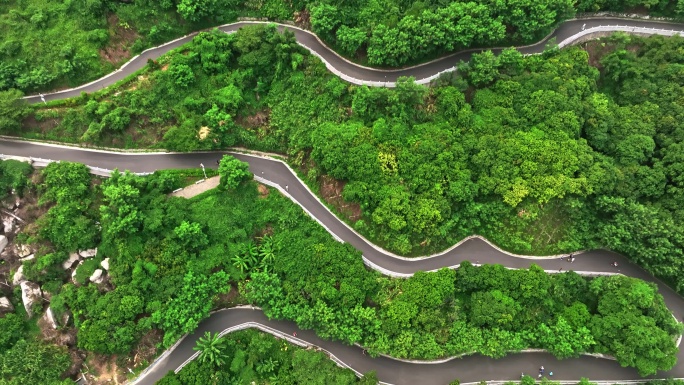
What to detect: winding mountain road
<box><xmin>23</xmin><ymin>17</ymin><xmax>684</xmax><ymax>103</ymax></box>
<box><xmin>1</xmin><ymin>141</ymin><xmax>684</xmax><ymax>385</ymax></box>
<box><xmin>10</xmin><ymin>16</ymin><xmax>684</xmax><ymax>385</ymax></box>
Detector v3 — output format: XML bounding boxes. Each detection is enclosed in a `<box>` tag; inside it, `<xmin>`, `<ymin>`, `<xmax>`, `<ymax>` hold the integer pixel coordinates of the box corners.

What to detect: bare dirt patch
<box><xmin>319</xmin><ymin>175</ymin><xmax>362</xmax><ymax>222</ymax></box>
<box><xmin>130</xmin><ymin>329</ymin><xmax>163</xmax><ymax>369</ymax></box>
<box><xmin>85</xmin><ymin>354</ymin><xmax>127</xmax><ymax>385</ymax></box>
<box><xmin>22</xmin><ymin>114</ymin><xmax>61</xmax><ymax>135</ymax></box>
<box><xmin>213</xmin><ymin>285</ymin><xmax>241</xmax><ymax>308</ymax></box>
<box><xmin>294</xmin><ymin>9</ymin><xmax>311</xmax><ymax>29</ymax></box>
<box><xmin>100</xmin><ymin>14</ymin><xmax>140</xmax><ymax>66</ymax></box>
<box><xmin>84</xmin><ymin>329</ymin><xmax>161</xmax><ymax>385</ymax></box>
<box><xmin>581</xmin><ymin>39</ymin><xmax>618</xmax><ymax>70</ymax></box>
<box><xmin>239</xmin><ymin>110</ymin><xmax>270</xmax><ymax>129</ymax></box>
<box><xmin>257</xmin><ymin>183</ymin><xmax>269</xmax><ymax>198</ymax></box>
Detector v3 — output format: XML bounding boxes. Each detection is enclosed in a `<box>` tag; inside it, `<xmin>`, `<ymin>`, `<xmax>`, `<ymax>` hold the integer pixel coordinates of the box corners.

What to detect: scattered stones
<box><xmin>56</xmin><ymin>332</ymin><xmax>76</xmax><ymax>347</ymax></box>
<box><xmin>100</xmin><ymin>258</ymin><xmax>109</xmax><ymax>271</ymax></box>
<box><xmin>62</xmin><ymin>253</ymin><xmax>80</xmax><ymax>270</ymax></box>
<box><xmin>79</xmin><ymin>248</ymin><xmax>97</xmax><ymax>258</ymax></box>
<box><xmin>89</xmin><ymin>269</ymin><xmax>104</xmax><ymax>284</ymax></box>
<box><xmin>0</xmin><ymin>235</ymin><xmax>7</xmax><ymax>254</ymax></box>
<box><xmin>17</xmin><ymin>244</ymin><xmax>31</xmax><ymax>258</ymax></box>
<box><xmin>0</xmin><ymin>296</ymin><xmax>14</xmax><ymax>315</ymax></box>
<box><xmin>2</xmin><ymin>217</ymin><xmax>14</xmax><ymax>234</ymax></box>
<box><xmin>19</xmin><ymin>253</ymin><xmax>35</xmax><ymax>262</ymax></box>
<box><xmin>1</xmin><ymin>198</ymin><xmax>16</xmax><ymax>210</ymax></box>
<box><xmin>59</xmin><ymin>310</ymin><xmax>70</xmax><ymax>328</ymax></box>
<box><xmin>71</xmin><ymin>261</ymin><xmax>82</xmax><ymax>285</ymax></box>
<box><xmin>20</xmin><ymin>281</ymin><xmax>42</xmax><ymax>318</ymax></box>
<box><xmin>12</xmin><ymin>265</ymin><xmax>25</xmax><ymax>286</ymax></box>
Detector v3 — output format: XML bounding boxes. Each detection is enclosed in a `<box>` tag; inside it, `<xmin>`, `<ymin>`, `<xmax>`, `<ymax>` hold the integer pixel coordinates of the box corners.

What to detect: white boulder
<box><xmin>62</xmin><ymin>252</ymin><xmax>80</xmax><ymax>270</ymax></box>
<box><xmin>1</xmin><ymin>199</ymin><xmax>15</xmax><ymax>210</ymax></box>
<box><xmin>71</xmin><ymin>261</ymin><xmax>82</xmax><ymax>285</ymax></box>
<box><xmin>19</xmin><ymin>254</ymin><xmax>34</xmax><ymax>262</ymax></box>
<box><xmin>89</xmin><ymin>269</ymin><xmax>104</xmax><ymax>284</ymax></box>
<box><xmin>100</xmin><ymin>258</ymin><xmax>110</xmax><ymax>271</ymax></box>
<box><xmin>79</xmin><ymin>248</ymin><xmax>97</xmax><ymax>258</ymax></box>
<box><xmin>17</xmin><ymin>244</ymin><xmax>31</xmax><ymax>258</ymax></box>
<box><xmin>43</xmin><ymin>307</ymin><xmax>58</xmax><ymax>329</ymax></box>
<box><xmin>2</xmin><ymin>217</ymin><xmax>14</xmax><ymax>234</ymax></box>
<box><xmin>20</xmin><ymin>281</ymin><xmax>42</xmax><ymax>318</ymax></box>
<box><xmin>0</xmin><ymin>235</ymin><xmax>7</xmax><ymax>254</ymax></box>
<box><xmin>0</xmin><ymin>296</ymin><xmax>14</xmax><ymax>315</ymax></box>
<box><xmin>12</xmin><ymin>265</ymin><xmax>25</xmax><ymax>286</ymax></box>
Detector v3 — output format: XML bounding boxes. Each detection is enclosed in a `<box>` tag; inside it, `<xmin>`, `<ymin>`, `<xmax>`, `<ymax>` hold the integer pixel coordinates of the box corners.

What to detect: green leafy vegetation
<box><xmin>218</xmin><ymin>154</ymin><xmax>252</xmax><ymax>190</ymax></box>
<box><xmin>245</xmin><ymin>260</ymin><xmax>680</xmax><ymax>375</ymax></box>
<box><xmin>18</xmin><ymin>28</ymin><xmax>684</xmax><ymax>300</ymax></box>
<box><xmin>2</xmin><ymin>0</ymin><xmax>684</xmax><ymax>94</ymax></box>
<box><xmin>161</xmin><ymin>329</ymin><xmax>378</xmax><ymax>385</ymax></box>
<box><xmin>0</xmin><ymin>159</ymin><xmax>33</xmax><ymax>199</ymax></box>
<box><xmin>0</xmin><ymin>339</ymin><xmax>72</xmax><ymax>385</ymax></box>
<box><xmin>4</xmin><ymin>12</ymin><xmax>684</xmax><ymax>384</ymax></box>
<box><xmin>193</xmin><ymin>331</ymin><xmax>229</xmax><ymax>367</ymax></box>
<box><xmin>6</xmin><ymin>156</ymin><xmax>679</xmax><ymax>379</ymax></box>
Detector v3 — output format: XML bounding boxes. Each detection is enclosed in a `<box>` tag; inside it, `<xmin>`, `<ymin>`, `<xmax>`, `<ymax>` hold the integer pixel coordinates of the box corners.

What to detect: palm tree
<box><xmin>245</xmin><ymin>241</ymin><xmax>259</xmax><ymax>268</ymax></box>
<box><xmin>231</xmin><ymin>254</ymin><xmax>249</xmax><ymax>277</ymax></box>
<box><xmin>193</xmin><ymin>331</ymin><xmax>228</xmax><ymax>367</ymax></box>
<box><xmin>258</xmin><ymin>235</ymin><xmax>276</xmax><ymax>273</ymax></box>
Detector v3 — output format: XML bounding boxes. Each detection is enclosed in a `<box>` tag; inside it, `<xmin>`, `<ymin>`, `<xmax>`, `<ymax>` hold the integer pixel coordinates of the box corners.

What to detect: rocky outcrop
<box><xmin>0</xmin><ymin>235</ymin><xmax>7</xmax><ymax>254</ymax></box>
<box><xmin>89</xmin><ymin>269</ymin><xmax>104</xmax><ymax>284</ymax></box>
<box><xmin>20</xmin><ymin>281</ymin><xmax>42</xmax><ymax>318</ymax></box>
<box><xmin>71</xmin><ymin>261</ymin><xmax>82</xmax><ymax>285</ymax></box>
<box><xmin>79</xmin><ymin>248</ymin><xmax>97</xmax><ymax>258</ymax></box>
<box><xmin>19</xmin><ymin>253</ymin><xmax>34</xmax><ymax>262</ymax></box>
<box><xmin>16</xmin><ymin>244</ymin><xmax>32</xmax><ymax>258</ymax></box>
<box><xmin>12</xmin><ymin>265</ymin><xmax>25</xmax><ymax>286</ymax></box>
<box><xmin>62</xmin><ymin>252</ymin><xmax>80</xmax><ymax>270</ymax></box>
<box><xmin>1</xmin><ymin>216</ymin><xmax>13</xmax><ymax>235</ymax></box>
<box><xmin>0</xmin><ymin>296</ymin><xmax>14</xmax><ymax>315</ymax></box>
<box><xmin>43</xmin><ymin>306</ymin><xmax>58</xmax><ymax>329</ymax></box>
<box><xmin>100</xmin><ymin>258</ymin><xmax>109</xmax><ymax>271</ymax></box>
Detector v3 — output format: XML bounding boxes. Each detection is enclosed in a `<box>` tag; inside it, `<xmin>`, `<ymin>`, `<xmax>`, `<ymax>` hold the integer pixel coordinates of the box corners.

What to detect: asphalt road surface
<box><xmin>23</xmin><ymin>17</ymin><xmax>684</xmax><ymax>103</ymax></box>
<box><xmin>12</xmin><ymin>16</ymin><xmax>684</xmax><ymax>385</ymax></box>
<box><xmin>1</xmin><ymin>141</ymin><xmax>684</xmax><ymax>385</ymax></box>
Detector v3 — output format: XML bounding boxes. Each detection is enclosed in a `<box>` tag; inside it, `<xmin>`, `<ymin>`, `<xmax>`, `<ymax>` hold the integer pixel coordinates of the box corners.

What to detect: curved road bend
<box><xmin>1</xmin><ymin>141</ymin><xmax>683</xmax><ymax>384</ymax></box>
<box><xmin>23</xmin><ymin>18</ymin><xmax>684</xmax><ymax>104</ymax></box>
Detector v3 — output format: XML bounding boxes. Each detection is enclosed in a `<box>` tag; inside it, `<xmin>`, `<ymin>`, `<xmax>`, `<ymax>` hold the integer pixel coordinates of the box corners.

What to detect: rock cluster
<box><xmin>0</xmin><ymin>296</ymin><xmax>14</xmax><ymax>315</ymax></box>
<box><xmin>20</xmin><ymin>281</ymin><xmax>42</xmax><ymax>318</ymax></box>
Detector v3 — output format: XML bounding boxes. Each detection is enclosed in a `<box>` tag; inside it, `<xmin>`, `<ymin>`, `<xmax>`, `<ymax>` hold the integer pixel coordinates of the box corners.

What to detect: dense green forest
<box><xmin>158</xmin><ymin>329</ymin><xmax>378</xmax><ymax>384</ymax></box>
<box><xmin>2</xmin><ymin>0</ymin><xmax>684</xmax><ymax>93</ymax></box>
<box><xmin>2</xmin><ymin>7</ymin><xmax>684</xmax><ymax>384</ymax></box>
<box><xmin>7</xmin><ymin>26</ymin><xmax>684</xmax><ymax>298</ymax></box>
<box><xmin>0</xmin><ymin>156</ymin><xmax>679</xmax><ymax>383</ymax></box>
